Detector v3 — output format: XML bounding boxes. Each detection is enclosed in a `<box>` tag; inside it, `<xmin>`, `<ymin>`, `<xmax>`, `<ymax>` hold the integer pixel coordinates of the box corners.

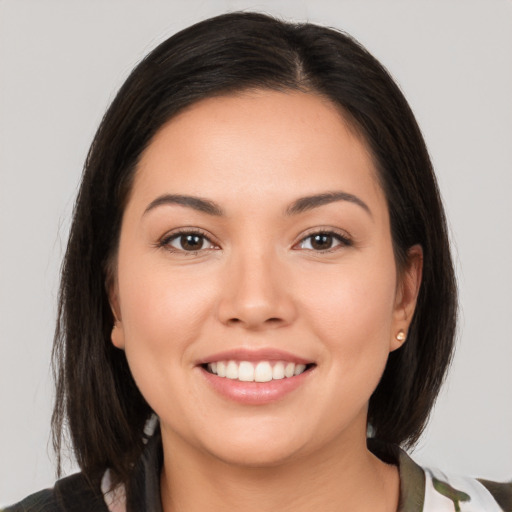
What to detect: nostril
<box><xmin>226</xmin><ymin>316</ymin><xmax>284</xmax><ymax>327</ymax></box>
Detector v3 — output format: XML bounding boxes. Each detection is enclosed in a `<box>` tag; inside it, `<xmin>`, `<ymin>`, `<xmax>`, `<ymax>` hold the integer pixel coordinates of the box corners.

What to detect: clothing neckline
<box><xmin>367</xmin><ymin>438</ymin><xmax>425</xmax><ymax>512</ymax></box>
<box><xmin>124</xmin><ymin>431</ymin><xmax>425</xmax><ymax>512</ymax></box>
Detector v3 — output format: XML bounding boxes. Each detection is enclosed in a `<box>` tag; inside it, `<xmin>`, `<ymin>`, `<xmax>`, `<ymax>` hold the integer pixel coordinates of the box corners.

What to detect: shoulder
<box><xmin>2</xmin><ymin>473</ymin><xmax>109</xmax><ymax>512</ymax></box>
<box><xmin>478</xmin><ymin>478</ymin><xmax>512</xmax><ymax>512</ymax></box>
<box><xmin>368</xmin><ymin>439</ymin><xmax>512</xmax><ymax>512</ymax></box>
<box><xmin>419</xmin><ymin>464</ymin><xmax>512</xmax><ymax>512</ymax></box>
<box><xmin>2</xmin><ymin>487</ymin><xmax>56</xmax><ymax>512</ymax></box>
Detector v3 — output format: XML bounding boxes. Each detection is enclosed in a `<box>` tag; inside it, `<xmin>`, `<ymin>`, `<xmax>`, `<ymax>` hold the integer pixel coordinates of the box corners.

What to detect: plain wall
<box><xmin>1</xmin><ymin>0</ymin><xmax>511</xmax><ymax>505</ymax></box>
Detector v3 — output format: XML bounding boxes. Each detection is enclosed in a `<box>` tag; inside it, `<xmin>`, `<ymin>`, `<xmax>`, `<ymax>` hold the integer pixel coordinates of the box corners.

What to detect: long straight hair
<box><xmin>52</xmin><ymin>11</ymin><xmax>457</xmax><ymax>483</ymax></box>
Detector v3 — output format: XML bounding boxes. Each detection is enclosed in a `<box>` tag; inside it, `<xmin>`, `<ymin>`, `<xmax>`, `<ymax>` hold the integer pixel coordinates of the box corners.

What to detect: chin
<box><xmin>208</xmin><ymin>440</ymin><xmax>305</xmax><ymax>469</ymax></box>
<box><xmin>193</xmin><ymin>420</ymin><xmax>313</xmax><ymax>469</ymax></box>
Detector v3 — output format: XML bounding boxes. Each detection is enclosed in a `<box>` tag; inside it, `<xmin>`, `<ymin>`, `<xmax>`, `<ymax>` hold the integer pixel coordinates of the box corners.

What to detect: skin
<box><xmin>110</xmin><ymin>90</ymin><xmax>422</xmax><ymax>512</ymax></box>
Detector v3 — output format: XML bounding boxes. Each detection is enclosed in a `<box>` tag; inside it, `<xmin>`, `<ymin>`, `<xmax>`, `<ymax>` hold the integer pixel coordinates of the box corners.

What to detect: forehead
<box><xmin>132</xmin><ymin>90</ymin><xmax>385</xmax><ymax>215</ymax></box>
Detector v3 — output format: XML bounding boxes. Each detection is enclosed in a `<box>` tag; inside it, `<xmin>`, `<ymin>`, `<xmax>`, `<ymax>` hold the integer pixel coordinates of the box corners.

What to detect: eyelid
<box><xmin>293</xmin><ymin>228</ymin><xmax>353</xmax><ymax>252</ymax></box>
<box><xmin>157</xmin><ymin>227</ymin><xmax>220</xmax><ymax>253</ymax></box>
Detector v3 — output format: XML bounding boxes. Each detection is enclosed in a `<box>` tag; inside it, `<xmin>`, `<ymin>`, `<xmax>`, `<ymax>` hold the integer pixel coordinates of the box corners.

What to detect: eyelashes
<box><xmin>293</xmin><ymin>231</ymin><xmax>352</xmax><ymax>252</ymax></box>
<box><xmin>157</xmin><ymin>228</ymin><xmax>353</xmax><ymax>255</ymax></box>
<box><xmin>157</xmin><ymin>229</ymin><xmax>219</xmax><ymax>254</ymax></box>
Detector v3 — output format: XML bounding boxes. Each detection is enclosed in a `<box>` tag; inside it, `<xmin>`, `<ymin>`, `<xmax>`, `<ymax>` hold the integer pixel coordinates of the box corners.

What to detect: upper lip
<box><xmin>196</xmin><ymin>348</ymin><xmax>313</xmax><ymax>366</ymax></box>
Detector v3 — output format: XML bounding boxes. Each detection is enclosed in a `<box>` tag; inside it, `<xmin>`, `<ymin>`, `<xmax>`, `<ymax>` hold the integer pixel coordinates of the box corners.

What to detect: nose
<box><xmin>216</xmin><ymin>249</ymin><xmax>297</xmax><ymax>330</ymax></box>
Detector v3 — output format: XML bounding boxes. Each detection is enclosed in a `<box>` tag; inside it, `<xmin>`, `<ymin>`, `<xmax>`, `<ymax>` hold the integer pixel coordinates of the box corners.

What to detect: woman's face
<box><xmin>111</xmin><ymin>90</ymin><xmax>420</xmax><ymax>467</ymax></box>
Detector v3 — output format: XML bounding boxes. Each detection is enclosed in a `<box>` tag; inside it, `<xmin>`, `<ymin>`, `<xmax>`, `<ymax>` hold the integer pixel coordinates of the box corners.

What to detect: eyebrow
<box><xmin>285</xmin><ymin>192</ymin><xmax>372</xmax><ymax>217</ymax></box>
<box><xmin>144</xmin><ymin>194</ymin><xmax>224</xmax><ymax>216</ymax></box>
<box><xmin>143</xmin><ymin>191</ymin><xmax>371</xmax><ymax>218</ymax></box>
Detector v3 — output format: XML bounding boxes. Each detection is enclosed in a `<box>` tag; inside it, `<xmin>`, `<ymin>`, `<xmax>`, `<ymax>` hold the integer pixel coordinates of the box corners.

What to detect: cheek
<box><xmin>297</xmin><ymin>253</ymin><xmax>397</xmax><ymax>364</ymax></box>
<box><xmin>303</xmin><ymin>256</ymin><xmax>395</xmax><ymax>318</ymax></box>
<box><xmin>115</xmin><ymin>254</ymin><xmax>216</xmax><ymax>393</ymax></box>
<box><xmin>119</xmin><ymin>252</ymin><xmax>215</xmax><ymax>337</ymax></box>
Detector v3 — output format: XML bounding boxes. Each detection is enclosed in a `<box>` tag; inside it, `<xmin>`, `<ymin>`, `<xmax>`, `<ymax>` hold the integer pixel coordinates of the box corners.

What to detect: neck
<box><xmin>159</xmin><ymin>429</ymin><xmax>399</xmax><ymax>512</ymax></box>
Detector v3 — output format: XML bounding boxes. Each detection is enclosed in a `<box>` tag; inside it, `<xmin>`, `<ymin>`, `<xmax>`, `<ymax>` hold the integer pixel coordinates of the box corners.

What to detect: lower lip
<box><xmin>199</xmin><ymin>366</ymin><xmax>313</xmax><ymax>405</ymax></box>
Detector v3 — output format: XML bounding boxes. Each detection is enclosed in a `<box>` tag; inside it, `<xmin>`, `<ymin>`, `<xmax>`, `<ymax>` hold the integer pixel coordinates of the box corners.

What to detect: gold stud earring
<box><xmin>396</xmin><ymin>330</ymin><xmax>406</xmax><ymax>343</ymax></box>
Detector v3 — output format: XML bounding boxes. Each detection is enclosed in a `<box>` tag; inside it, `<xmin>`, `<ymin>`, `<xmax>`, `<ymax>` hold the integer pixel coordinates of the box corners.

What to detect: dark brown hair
<box><xmin>52</xmin><ymin>11</ymin><xmax>457</xmax><ymax>483</ymax></box>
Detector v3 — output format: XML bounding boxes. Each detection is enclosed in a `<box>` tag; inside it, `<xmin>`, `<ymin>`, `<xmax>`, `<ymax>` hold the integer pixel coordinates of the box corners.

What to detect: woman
<box><xmin>4</xmin><ymin>11</ymin><xmax>510</xmax><ymax>512</ymax></box>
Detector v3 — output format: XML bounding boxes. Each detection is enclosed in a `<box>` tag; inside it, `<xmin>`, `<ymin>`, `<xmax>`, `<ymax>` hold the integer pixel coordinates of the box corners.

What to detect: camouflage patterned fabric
<box><xmin>3</xmin><ymin>434</ymin><xmax>511</xmax><ymax>511</ymax></box>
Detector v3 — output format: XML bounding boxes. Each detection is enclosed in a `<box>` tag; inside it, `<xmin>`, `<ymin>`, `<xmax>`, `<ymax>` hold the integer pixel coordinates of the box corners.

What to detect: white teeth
<box><xmin>226</xmin><ymin>360</ymin><xmax>238</xmax><ymax>380</ymax></box>
<box><xmin>238</xmin><ymin>361</ymin><xmax>254</xmax><ymax>382</ymax></box>
<box><xmin>217</xmin><ymin>361</ymin><xmax>226</xmax><ymax>377</ymax></box>
<box><xmin>294</xmin><ymin>364</ymin><xmax>306</xmax><ymax>376</ymax></box>
<box><xmin>254</xmin><ymin>361</ymin><xmax>273</xmax><ymax>382</ymax></box>
<box><xmin>284</xmin><ymin>362</ymin><xmax>295</xmax><ymax>378</ymax></box>
<box><xmin>272</xmin><ymin>362</ymin><xmax>285</xmax><ymax>380</ymax></box>
<box><xmin>206</xmin><ymin>360</ymin><xmax>309</xmax><ymax>382</ymax></box>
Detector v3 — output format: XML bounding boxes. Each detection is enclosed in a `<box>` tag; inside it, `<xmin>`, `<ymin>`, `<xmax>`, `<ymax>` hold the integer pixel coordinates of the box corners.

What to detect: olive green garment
<box><xmin>4</xmin><ymin>434</ymin><xmax>511</xmax><ymax>511</ymax></box>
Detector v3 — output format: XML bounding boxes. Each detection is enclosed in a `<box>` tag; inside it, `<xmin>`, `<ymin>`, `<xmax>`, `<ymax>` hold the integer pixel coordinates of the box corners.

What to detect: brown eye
<box><xmin>163</xmin><ymin>232</ymin><xmax>216</xmax><ymax>252</ymax></box>
<box><xmin>297</xmin><ymin>231</ymin><xmax>352</xmax><ymax>252</ymax></box>
<box><xmin>310</xmin><ymin>234</ymin><xmax>334</xmax><ymax>250</ymax></box>
<box><xmin>179</xmin><ymin>234</ymin><xmax>204</xmax><ymax>251</ymax></box>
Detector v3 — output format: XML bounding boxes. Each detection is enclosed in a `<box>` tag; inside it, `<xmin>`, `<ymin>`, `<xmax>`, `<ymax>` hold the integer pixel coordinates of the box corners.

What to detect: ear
<box><xmin>390</xmin><ymin>244</ymin><xmax>423</xmax><ymax>351</ymax></box>
<box><xmin>108</xmin><ymin>278</ymin><xmax>126</xmax><ymax>350</ymax></box>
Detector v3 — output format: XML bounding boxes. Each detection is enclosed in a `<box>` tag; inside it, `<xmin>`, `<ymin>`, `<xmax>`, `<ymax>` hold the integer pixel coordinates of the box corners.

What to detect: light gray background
<box><xmin>1</xmin><ymin>0</ymin><xmax>511</xmax><ymax>505</ymax></box>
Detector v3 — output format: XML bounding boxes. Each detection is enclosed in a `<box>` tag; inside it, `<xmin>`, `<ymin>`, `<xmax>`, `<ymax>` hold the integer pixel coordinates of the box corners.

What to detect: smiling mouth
<box><xmin>202</xmin><ymin>360</ymin><xmax>315</xmax><ymax>383</ymax></box>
